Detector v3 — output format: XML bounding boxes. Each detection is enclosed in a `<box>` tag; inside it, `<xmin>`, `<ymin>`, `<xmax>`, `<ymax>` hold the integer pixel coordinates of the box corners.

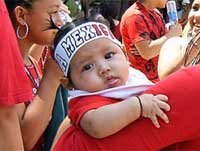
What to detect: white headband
<box><xmin>54</xmin><ymin>22</ymin><xmax>122</xmax><ymax>76</ymax></box>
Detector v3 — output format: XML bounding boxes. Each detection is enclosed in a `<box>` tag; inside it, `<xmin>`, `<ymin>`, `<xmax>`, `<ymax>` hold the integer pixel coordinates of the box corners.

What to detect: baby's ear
<box><xmin>60</xmin><ymin>76</ymin><xmax>74</xmax><ymax>89</ymax></box>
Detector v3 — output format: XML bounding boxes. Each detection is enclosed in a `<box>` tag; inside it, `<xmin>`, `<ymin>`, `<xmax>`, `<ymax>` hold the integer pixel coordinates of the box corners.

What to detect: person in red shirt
<box><xmin>52</xmin><ymin>21</ymin><xmax>200</xmax><ymax>150</ymax></box>
<box><xmin>0</xmin><ymin>1</ymin><xmax>32</xmax><ymax>150</ymax></box>
<box><xmin>4</xmin><ymin>0</ymin><xmax>69</xmax><ymax>150</ymax></box>
<box><xmin>120</xmin><ymin>0</ymin><xmax>182</xmax><ymax>82</ymax></box>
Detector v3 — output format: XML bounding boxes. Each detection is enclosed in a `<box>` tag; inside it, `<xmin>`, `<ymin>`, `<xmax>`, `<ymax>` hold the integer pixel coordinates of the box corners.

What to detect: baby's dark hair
<box><xmin>53</xmin><ymin>18</ymin><xmax>101</xmax><ymax>54</ymax></box>
<box><xmin>53</xmin><ymin>18</ymin><xmax>91</xmax><ymax>79</ymax></box>
<box><xmin>53</xmin><ymin>18</ymin><xmax>105</xmax><ymax>88</ymax></box>
<box><xmin>53</xmin><ymin>21</ymin><xmax>81</xmax><ymax>89</ymax></box>
<box><xmin>53</xmin><ymin>22</ymin><xmax>76</xmax><ymax>51</ymax></box>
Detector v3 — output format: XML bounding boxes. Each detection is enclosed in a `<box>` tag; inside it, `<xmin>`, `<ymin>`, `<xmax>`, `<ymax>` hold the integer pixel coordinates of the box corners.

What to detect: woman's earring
<box><xmin>16</xmin><ymin>22</ymin><xmax>29</xmax><ymax>39</ymax></box>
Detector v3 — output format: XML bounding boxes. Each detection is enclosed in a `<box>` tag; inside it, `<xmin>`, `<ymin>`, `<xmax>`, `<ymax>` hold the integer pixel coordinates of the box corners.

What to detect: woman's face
<box><xmin>69</xmin><ymin>38</ymin><xmax>130</xmax><ymax>92</ymax></box>
<box><xmin>188</xmin><ymin>0</ymin><xmax>200</xmax><ymax>33</ymax></box>
<box><xmin>24</xmin><ymin>0</ymin><xmax>65</xmax><ymax>45</ymax></box>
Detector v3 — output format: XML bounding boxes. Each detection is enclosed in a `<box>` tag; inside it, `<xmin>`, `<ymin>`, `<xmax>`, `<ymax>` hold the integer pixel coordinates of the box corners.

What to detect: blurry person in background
<box><xmin>120</xmin><ymin>0</ymin><xmax>182</xmax><ymax>82</ymax></box>
<box><xmin>4</xmin><ymin>0</ymin><xmax>69</xmax><ymax>150</ymax></box>
<box><xmin>158</xmin><ymin>0</ymin><xmax>200</xmax><ymax>80</ymax></box>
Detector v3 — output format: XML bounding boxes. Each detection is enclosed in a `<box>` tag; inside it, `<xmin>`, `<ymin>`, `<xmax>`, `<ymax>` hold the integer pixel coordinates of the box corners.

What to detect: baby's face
<box><xmin>69</xmin><ymin>38</ymin><xmax>129</xmax><ymax>92</ymax></box>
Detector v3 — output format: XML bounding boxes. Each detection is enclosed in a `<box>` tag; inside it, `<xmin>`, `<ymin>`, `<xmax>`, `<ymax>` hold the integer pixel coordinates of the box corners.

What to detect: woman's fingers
<box><xmin>61</xmin><ymin>3</ymin><xmax>70</xmax><ymax>14</ymax></box>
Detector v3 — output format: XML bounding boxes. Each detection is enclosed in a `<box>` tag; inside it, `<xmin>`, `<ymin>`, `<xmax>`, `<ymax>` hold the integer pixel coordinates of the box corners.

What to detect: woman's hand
<box><xmin>61</xmin><ymin>3</ymin><xmax>70</xmax><ymax>14</ymax></box>
<box><xmin>44</xmin><ymin>57</ymin><xmax>63</xmax><ymax>80</ymax></box>
<box><xmin>167</xmin><ymin>23</ymin><xmax>182</xmax><ymax>37</ymax></box>
<box><xmin>60</xmin><ymin>76</ymin><xmax>69</xmax><ymax>88</ymax></box>
<box><xmin>139</xmin><ymin>94</ymin><xmax>170</xmax><ymax>128</ymax></box>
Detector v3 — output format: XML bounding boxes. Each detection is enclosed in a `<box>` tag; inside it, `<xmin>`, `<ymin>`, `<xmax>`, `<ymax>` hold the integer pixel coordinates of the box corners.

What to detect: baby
<box><xmin>51</xmin><ymin>20</ymin><xmax>200</xmax><ymax>151</ymax></box>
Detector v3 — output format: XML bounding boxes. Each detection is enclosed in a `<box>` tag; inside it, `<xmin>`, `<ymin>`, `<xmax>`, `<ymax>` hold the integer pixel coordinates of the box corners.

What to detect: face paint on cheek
<box><xmin>37</xmin><ymin>17</ymin><xmax>56</xmax><ymax>32</ymax></box>
<box><xmin>42</xmin><ymin>11</ymin><xmax>72</xmax><ymax>31</ymax></box>
<box><xmin>50</xmin><ymin>11</ymin><xmax>72</xmax><ymax>29</ymax></box>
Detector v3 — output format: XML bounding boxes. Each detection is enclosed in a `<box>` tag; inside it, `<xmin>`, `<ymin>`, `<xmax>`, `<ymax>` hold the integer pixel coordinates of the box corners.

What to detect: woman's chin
<box><xmin>192</xmin><ymin>26</ymin><xmax>200</xmax><ymax>34</ymax></box>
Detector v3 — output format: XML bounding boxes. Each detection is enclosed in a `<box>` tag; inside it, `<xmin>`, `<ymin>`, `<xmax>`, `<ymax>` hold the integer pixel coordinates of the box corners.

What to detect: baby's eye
<box><xmin>82</xmin><ymin>64</ymin><xmax>93</xmax><ymax>72</ymax></box>
<box><xmin>105</xmin><ymin>52</ymin><xmax>114</xmax><ymax>59</ymax></box>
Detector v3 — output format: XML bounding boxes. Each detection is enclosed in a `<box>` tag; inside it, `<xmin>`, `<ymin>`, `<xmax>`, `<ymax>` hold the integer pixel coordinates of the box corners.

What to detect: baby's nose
<box><xmin>98</xmin><ymin>63</ymin><xmax>111</xmax><ymax>75</ymax></box>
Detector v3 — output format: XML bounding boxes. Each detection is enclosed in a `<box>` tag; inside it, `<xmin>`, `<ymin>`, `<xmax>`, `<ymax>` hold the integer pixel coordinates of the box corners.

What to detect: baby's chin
<box><xmin>86</xmin><ymin>85</ymin><xmax>124</xmax><ymax>93</ymax></box>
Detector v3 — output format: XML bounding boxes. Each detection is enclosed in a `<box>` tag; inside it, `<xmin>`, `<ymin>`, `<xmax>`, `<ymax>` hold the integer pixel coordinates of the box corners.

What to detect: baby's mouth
<box><xmin>106</xmin><ymin>76</ymin><xmax>120</xmax><ymax>88</ymax></box>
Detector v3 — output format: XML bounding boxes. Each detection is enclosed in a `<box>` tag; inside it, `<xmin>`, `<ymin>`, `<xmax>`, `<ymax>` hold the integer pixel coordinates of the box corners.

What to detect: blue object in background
<box><xmin>166</xmin><ymin>0</ymin><xmax>178</xmax><ymax>24</ymax></box>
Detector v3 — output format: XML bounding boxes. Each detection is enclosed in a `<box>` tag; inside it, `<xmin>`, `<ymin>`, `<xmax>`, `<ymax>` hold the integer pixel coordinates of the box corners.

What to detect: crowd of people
<box><xmin>1</xmin><ymin>0</ymin><xmax>200</xmax><ymax>151</ymax></box>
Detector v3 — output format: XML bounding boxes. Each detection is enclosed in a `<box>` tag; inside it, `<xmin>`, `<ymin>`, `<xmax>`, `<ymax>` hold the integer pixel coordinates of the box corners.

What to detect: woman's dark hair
<box><xmin>5</xmin><ymin>0</ymin><xmax>36</xmax><ymax>25</ymax></box>
<box><xmin>5</xmin><ymin>0</ymin><xmax>36</xmax><ymax>12</ymax></box>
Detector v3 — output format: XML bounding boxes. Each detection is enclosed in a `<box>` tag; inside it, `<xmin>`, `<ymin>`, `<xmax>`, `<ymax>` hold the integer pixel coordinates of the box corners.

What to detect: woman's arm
<box><xmin>80</xmin><ymin>94</ymin><xmax>169</xmax><ymax>139</ymax></box>
<box><xmin>158</xmin><ymin>37</ymin><xmax>185</xmax><ymax>80</ymax></box>
<box><xmin>29</xmin><ymin>44</ymin><xmax>45</xmax><ymax>62</ymax></box>
<box><xmin>16</xmin><ymin>58</ymin><xmax>63</xmax><ymax>150</ymax></box>
<box><xmin>134</xmin><ymin>23</ymin><xmax>182</xmax><ymax>60</ymax></box>
<box><xmin>0</xmin><ymin>106</ymin><xmax>24</xmax><ymax>151</ymax></box>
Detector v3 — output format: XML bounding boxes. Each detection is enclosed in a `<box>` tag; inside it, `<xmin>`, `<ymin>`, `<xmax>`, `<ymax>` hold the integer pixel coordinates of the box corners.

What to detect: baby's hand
<box><xmin>138</xmin><ymin>94</ymin><xmax>170</xmax><ymax>128</ymax></box>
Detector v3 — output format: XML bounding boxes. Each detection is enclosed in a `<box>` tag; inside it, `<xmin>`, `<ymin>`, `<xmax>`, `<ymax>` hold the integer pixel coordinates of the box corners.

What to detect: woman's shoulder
<box><xmin>161</xmin><ymin>36</ymin><xmax>185</xmax><ymax>56</ymax></box>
